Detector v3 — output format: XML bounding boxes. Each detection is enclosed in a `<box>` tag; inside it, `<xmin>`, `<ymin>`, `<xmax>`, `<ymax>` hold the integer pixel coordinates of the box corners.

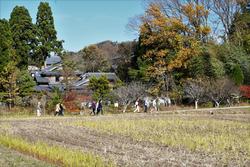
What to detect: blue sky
<box><xmin>0</xmin><ymin>0</ymin><xmax>144</xmax><ymax>51</ymax></box>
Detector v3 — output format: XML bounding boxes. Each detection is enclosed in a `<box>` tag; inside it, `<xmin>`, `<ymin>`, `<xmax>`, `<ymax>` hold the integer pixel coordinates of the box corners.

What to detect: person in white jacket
<box><xmin>37</xmin><ymin>101</ymin><xmax>42</xmax><ymax>117</ymax></box>
<box><xmin>133</xmin><ymin>99</ymin><xmax>140</xmax><ymax>113</ymax></box>
<box><xmin>54</xmin><ymin>103</ymin><xmax>60</xmax><ymax>116</ymax></box>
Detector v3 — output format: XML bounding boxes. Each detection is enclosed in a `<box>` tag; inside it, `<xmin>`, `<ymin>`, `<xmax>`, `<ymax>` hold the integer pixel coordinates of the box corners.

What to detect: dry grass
<box><xmin>0</xmin><ymin>134</ymin><xmax>113</xmax><ymax>167</ymax></box>
<box><xmin>73</xmin><ymin>117</ymin><xmax>250</xmax><ymax>165</ymax></box>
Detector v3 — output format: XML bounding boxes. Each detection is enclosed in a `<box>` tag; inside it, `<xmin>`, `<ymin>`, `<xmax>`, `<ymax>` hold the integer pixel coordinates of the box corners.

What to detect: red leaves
<box><xmin>240</xmin><ymin>85</ymin><xmax>250</xmax><ymax>98</ymax></box>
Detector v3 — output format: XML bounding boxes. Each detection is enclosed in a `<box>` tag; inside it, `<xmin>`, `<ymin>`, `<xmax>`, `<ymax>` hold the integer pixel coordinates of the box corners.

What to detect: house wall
<box><xmin>46</xmin><ymin>76</ymin><xmax>63</xmax><ymax>84</ymax></box>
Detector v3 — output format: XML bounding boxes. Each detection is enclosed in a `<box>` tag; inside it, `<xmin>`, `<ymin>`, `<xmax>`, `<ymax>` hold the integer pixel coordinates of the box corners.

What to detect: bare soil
<box><xmin>0</xmin><ymin>111</ymin><xmax>250</xmax><ymax>167</ymax></box>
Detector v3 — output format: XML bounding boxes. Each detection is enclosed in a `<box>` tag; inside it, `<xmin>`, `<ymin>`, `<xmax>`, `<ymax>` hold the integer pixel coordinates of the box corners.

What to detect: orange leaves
<box><xmin>181</xmin><ymin>2</ymin><xmax>211</xmax><ymax>39</ymax></box>
<box><xmin>167</xmin><ymin>40</ymin><xmax>200</xmax><ymax>71</ymax></box>
<box><xmin>139</xmin><ymin>3</ymin><xmax>202</xmax><ymax>81</ymax></box>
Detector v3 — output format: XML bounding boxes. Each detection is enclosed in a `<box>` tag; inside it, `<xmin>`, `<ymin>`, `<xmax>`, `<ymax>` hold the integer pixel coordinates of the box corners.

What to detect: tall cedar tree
<box><xmin>0</xmin><ymin>19</ymin><xmax>19</xmax><ymax>108</ymax></box>
<box><xmin>36</xmin><ymin>2</ymin><xmax>63</xmax><ymax>67</ymax></box>
<box><xmin>9</xmin><ymin>6</ymin><xmax>36</xmax><ymax>70</ymax></box>
<box><xmin>0</xmin><ymin>19</ymin><xmax>14</xmax><ymax>70</ymax></box>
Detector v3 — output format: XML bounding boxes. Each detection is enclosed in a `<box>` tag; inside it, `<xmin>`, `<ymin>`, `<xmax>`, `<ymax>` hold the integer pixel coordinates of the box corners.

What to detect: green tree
<box><xmin>61</xmin><ymin>52</ymin><xmax>77</xmax><ymax>96</ymax></box>
<box><xmin>0</xmin><ymin>62</ymin><xmax>19</xmax><ymax>109</ymax></box>
<box><xmin>217</xmin><ymin>44</ymin><xmax>250</xmax><ymax>84</ymax></box>
<box><xmin>47</xmin><ymin>87</ymin><xmax>62</xmax><ymax>112</ymax></box>
<box><xmin>17</xmin><ymin>70</ymin><xmax>36</xmax><ymax>97</ymax></box>
<box><xmin>88</xmin><ymin>76</ymin><xmax>110</xmax><ymax>100</ymax></box>
<box><xmin>0</xmin><ymin>19</ymin><xmax>18</xmax><ymax>108</ymax></box>
<box><xmin>230</xmin><ymin>64</ymin><xmax>244</xmax><ymax>85</ymax></box>
<box><xmin>35</xmin><ymin>2</ymin><xmax>63</xmax><ymax>67</ymax></box>
<box><xmin>0</xmin><ymin>19</ymin><xmax>14</xmax><ymax>70</ymax></box>
<box><xmin>229</xmin><ymin>3</ymin><xmax>250</xmax><ymax>53</ymax></box>
<box><xmin>9</xmin><ymin>6</ymin><xmax>36</xmax><ymax>69</ymax></box>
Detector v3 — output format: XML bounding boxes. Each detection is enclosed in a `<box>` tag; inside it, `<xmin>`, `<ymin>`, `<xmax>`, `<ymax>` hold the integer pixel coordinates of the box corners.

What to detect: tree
<box><xmin>9</xmin><ymin>6</ymin><xmax>36</xmax><ymax>69</ymax></box>
<box><xmin>0</xmin><ymin>19</ymin><xmax>14</xmax><ymax>70</ymax></box>
<box><xmin>135</xmin><ymin>4</ymin><xmax>205</xmax><ymax>95</ymax></box>
<box><xmin>184</xmin><ymin>78</ymin><xmax>206</xmax><ymax>109</ymax></box>
<box><xmin>229</xmin><ymin>1</ymin><xmax>250</xmax><ymax>52</ymax></box>
<box><xmin>144</xmin><ymin>0</ymin><xmax>211</xmax><ymax>41</ymax></box>
<box><xmin>230</xmin><ymin>64</ymin><xmax>244</xmax><ymax>85</ymax></box>
<box><xmin>17</xmin><ymin>70</ymin><xmax>36</xmax><ymax>98</ymax></box>
<box><xmin>216</xmin><ymin>43</ymin><xmax>250</xmax><ymax>84</ymax></box>
<box><xmin>35</xmin><ymin>2</ymin><xmax>63</xmax><ymax>67</ymax></box>
<box><xmin>115</xmin><ymin>41</ymin><xmax>137</xmax><ymax>82</ymax></box>
<box><xmin>112</xmin><ymin>82</ymin><xmax>146</xmax><ymax>112</ymax></box>
<box><xmin>47</xmin><ymin>87</ymin><xmax>62</xmax><ymax>112</ymax></box>
<box><xmin>206</xmin><ymin>78</ymin><xmax>239</xmax><ymax>107</ymax></box>
<box><xmin>88</xmin><ymin>76</ymin><xmax>111</xmax><ymax>100</ymax></box>
<box><xmin>240</xmin><ymin>85</ymin><xmax>250</xmax><ymax>98</ymax></box>
<box><xmin>80</xmin><ymin>45</ymin><xmax>110</xmax><ymax>72</ymax></box>
<box><xmin>210</xmin><ymin>0</ymin><xmax>243</xmax><ymax>41</ymax></box>
<box><xmin>0</xmin><ymin>62</ymin><xmax>19</xmax><ymax>109</ymax></box>
<box><xmin>61</xmin><ymin>52</ymin><xmax>77</xmax><ymax>90</ymax></box>
<box><xmin>0</xmin><ymin>19</ymin><xmax>18</xmax><ymax>109</ymax></box>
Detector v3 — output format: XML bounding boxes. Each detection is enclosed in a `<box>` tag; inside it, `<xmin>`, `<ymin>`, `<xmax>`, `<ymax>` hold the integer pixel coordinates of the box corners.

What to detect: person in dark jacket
<box><xmin>90</xmin><ymin>101</ymin><xmax>96</xmax><ymax>115</ymax></box>
<box><xmin>96</xmin><ymin>99</ymin><xmax>103</xmax><ymax>115</ymax></box>
<box><xmin>59</xmin><ymin>103</ymin><xmax>65</xmax><ymax>116</ymax></box>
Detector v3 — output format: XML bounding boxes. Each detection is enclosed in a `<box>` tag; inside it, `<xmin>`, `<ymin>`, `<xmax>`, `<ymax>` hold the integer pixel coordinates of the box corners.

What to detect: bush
<box><xmin>47</xmin><ymin>88</ymin><xmax>62</xmax><ymax>113</ymax></box>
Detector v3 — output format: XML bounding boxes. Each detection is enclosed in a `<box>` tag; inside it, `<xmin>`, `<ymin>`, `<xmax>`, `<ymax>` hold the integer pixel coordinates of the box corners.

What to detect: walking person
<box><xmin>80</xmin><ymin>102</ymin><xmax>85</xmax><ymax>115</ymax></box>
<box><xmin>144</xmin><ymin>98</ymin><xmax>149</xmax><ymax>113</ymax></box>
<box><xmin>156</xmin><ymin>97</ymin><xmax>160</xmax><ymax>112</ymax></box>
<box><xmin>90</xmin><ymin>101</ymin><xmax>96</xmax><ymax>115</ymax></box>
<box><xmin>59</xmin><ymin>103</ymin><xmax>65</xmax><ymax>116</ymax></box>
<box><xmin>54</xmin><ymin>103</ymin><xmax>60</xmax><ymax>116</ymax></box>
<box><xmin>37</xmin><ymin>101</ymin><xmax>42</xmax><ymax>117</ymax></box>
<box><xmin>151</xmin><ymin>99</ymin><xmax>157</xmax><ymax>113</ymax></box>
<box><xmin>96</xmin><ymin>99</ymin><xmax>103</xmax><ymax>115</ymax></box>
<box><xmin>133</xmin><ymin>99</ymin><xmax>140</xmax><ymax>113</ymax></box>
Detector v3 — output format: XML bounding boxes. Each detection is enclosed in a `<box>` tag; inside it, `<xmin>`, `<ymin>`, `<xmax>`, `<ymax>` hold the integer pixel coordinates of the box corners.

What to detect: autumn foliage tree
<box><xmin>81</xmin><ymin>45</ymin><xmax>110</xmax><ymax>72</ymax></box>
<box><xmin>134</xmin><ymin>3</ymin><xmax>210</xmax><ymax>95</ymax></box>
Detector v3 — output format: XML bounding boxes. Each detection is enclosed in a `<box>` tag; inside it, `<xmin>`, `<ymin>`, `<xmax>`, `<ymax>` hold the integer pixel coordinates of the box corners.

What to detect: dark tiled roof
<box><xmin>82</xmin><ymin>72</ymin><xmax>118</xmax><ymax>80</ymax></box>
<box><xmin>45</xmin><ymin>55</ymin><xmax>61</xmax><ymax>65</ymax></box>
<box><xmin>40</xmin><ymin>71</ymin><xmax>62</xmax><ymax>77</ymax></box>
<box><xmin>35</xmin><ymin>76</ymin><xmax>49</xmax><ymax>84</ymax></box>
<box><xmin>73</xmin><ymin>78</ymin><xmax>89</xmax><ymax>87</ymax></box>
<box><xmin>42</xmin><ymin>64</ymin><xmax>62</xmax><ymax>72</ymax></box>
<box><xmin>49</xmin><ymin>84</ymin><xmax>65</xmax><ymax>91</ymax></box>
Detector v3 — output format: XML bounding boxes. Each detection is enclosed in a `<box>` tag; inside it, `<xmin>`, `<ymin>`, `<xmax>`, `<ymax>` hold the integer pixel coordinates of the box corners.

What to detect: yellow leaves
<box><xmin>180</xmin><ymin>2</ymin><xmax>210</xmax><ymax>40</ymax></box>
<box><xmin>158</xmin><ymin>49</ymin><xmax>168</xmax><ymax>58</ymax></box>
<box><xmin>201</xmin><ymin>26</ymin><xmax>211</xmax><ymax>36</ymax></box>
<box><xmin>146</xmin><ymin>4</ymin><xmax>164</xmax><ymax>20</ymax></box>
<box><xmin>167</xmin><ymin>38</ymin><xmax>201</xmax><ymax>71</ymax></box>
<box><xmin>182</xmin><ymin>3</ymin><xmax>196</xmax><ymax>18</ymax></box>
<box><xmin>139</xmin><ymin>2</ymin><xmax>203</xmax><ymax>84</ymax></box>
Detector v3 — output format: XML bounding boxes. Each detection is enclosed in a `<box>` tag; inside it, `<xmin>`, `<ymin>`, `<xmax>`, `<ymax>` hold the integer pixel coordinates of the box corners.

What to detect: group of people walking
<box><xmin>134</xmin><ymin>98</ymin><xmax>161</xmax><ymax>113</ymax></box>
<box><xmin>36</xmin><ymin>97</ymin><xmax>166</xmax><ymax>116</ymax></box>
<box><xmin>54</xmin><ymin>103</ymin><xmax>65</xmax><ymax>116</ymax></box>
<box><xmin>90</xmin><ymin>99</ymin><xmax>103</xmax><ymax>115</ymax></box>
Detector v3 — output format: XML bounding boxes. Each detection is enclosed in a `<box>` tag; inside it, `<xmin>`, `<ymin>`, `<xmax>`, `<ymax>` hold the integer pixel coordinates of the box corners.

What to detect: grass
<box><xmin>0</xmin><ymin>134</ymin><xmax>113</xmax><ymax>167</ymax></box>
<box><xmin>0</xmin><ymin>146</ymin><xmax>55</xmax><ymax>167</ymax></box>
<box><xmin>73</xmin><ymin>117</ymin><xmax>250</xmax><ymax>164</ymax></box>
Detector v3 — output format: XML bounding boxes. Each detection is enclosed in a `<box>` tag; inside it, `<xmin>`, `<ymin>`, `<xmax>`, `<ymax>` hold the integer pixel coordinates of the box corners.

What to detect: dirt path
<box><xmin>1</xmin><ymin>113</ymin><xmax>249</xmax><ymax>166</ymax></box>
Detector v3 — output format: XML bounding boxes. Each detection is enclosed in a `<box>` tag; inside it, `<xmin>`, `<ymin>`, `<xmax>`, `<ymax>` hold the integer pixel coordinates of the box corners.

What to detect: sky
<box><xmin>0</xmin><ymin>0</ymin><xmax>144</xmax><ymax>52</ymax></box>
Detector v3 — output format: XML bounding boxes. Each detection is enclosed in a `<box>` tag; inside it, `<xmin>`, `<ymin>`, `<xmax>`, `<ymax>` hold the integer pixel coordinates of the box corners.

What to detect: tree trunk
<box><xmin>215</xmin><ymin>101</ymin><xmax>220</xmax><ymax>108</ymax></box>
<box><xmin>123</xmin><ymin>101</ymin><xmax>131</xmax><ymax>113</ymax></box>
<box><xmin>226</xmin><ymin>99</ymin><xmax>231</xmax><ymax>107</ymax></box>
<box><xmin>195</xmin><ymin>99</ymin><xmax>198</xmax><ymax>109</ymax></box>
